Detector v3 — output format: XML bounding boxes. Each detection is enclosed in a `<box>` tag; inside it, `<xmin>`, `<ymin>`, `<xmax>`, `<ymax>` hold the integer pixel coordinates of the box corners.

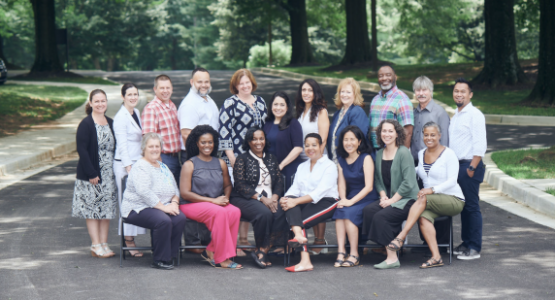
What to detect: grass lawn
<box><xmin>275</xmin><ymin>60</ymin><xmax>552</xmax><ymax>116</ymax></box>
<box><xmin>10</xmin><ymin>76</ymin><xmax>118</xmax><ymax>85</ymax></box>
<box><xmin>491</xmin><ymin>147</ymin><xmax>555</xmax><ymax>180</ymax></box>
<box><xmin>0</xmin><ymin>84</ymin><xmax>87</xmax><ymax>137</ymax></box>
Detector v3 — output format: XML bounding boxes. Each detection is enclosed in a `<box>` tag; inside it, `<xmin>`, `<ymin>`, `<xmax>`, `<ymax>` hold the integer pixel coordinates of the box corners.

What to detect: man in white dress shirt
<box><xmin>448</xmin><ymin>78</ymin><xmax>487</xmax><ymax>260</ymax></box>
<box><xmin>177</xmin><ymin>67</ymin><xmax>220</xmax><ymax>253</ymax></box>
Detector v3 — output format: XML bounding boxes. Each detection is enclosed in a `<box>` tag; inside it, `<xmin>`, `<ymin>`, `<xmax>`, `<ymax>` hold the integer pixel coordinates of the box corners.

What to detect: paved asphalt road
<box><xmin>1</xmin><ymin>71</ymin><xmax>555</xmax><ymax>299</ymax></box>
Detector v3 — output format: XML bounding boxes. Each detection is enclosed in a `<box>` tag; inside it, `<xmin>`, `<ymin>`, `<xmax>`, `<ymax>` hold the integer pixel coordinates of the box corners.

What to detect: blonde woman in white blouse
<box><xmin>385</xmin><ymin>122</ymin><xmax>465</xmax><ymax>269</ymax></box>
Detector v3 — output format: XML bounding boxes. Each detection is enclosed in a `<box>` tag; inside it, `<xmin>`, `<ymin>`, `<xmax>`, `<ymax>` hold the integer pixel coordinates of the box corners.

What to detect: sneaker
<box><xmin>457</xmin><ymin>249</ymin><xmax>481</xmax><ymax>260</ymax></box>
<box><xmin>452</xmin><ymin>243</ymin><xmax>468</xmax><ymax>255</ymax></box>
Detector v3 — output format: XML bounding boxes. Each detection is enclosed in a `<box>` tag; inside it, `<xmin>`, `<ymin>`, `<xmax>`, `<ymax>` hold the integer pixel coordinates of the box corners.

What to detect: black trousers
<box><xmin>230</xmin><ymin>195</ymin><xmax>287</xmax><ymax>249</ymax></box>
<box><xmin>361</xmin><ymin>200</ymin><xmax>415</xmax><ymax>247</ymax></box>
<box><xmin>126</xmin><ymin>208</ymin><xmax>186</xmax><ymax>262</ymax></box>
<box><xmin>415</xmin><ymin>159</ymin><xmax>450</xmax><ymax>244</ymax></box>
<box><xmin>284</xmin><ymin>197</ymin><xmax>338</xmax><ymax>252</ymax></box>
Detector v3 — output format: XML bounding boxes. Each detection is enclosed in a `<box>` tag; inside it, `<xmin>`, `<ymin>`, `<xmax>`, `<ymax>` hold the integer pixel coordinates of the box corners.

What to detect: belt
<box><xmin>162</xmin><ymin>152</ymin><xmax>179</xmax><ymax>157</ymax></box>
<box><xmin>114</xmin><ymin>159</ymin><xmax>121</xmax><ymax>162</ymax></box>
<box><xmin>459</xmin><ymin>159</ymin><xmax>472</xmax><ymax>163</ymax></box>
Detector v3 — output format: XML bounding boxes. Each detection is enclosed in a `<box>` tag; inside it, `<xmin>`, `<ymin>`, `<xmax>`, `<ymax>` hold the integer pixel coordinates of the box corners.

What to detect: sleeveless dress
<box><xmin>298</xmin><ymin>106</ymin><xmax>328</xmax><ymax>161</ymax></box>
<box><xmin>332</xmin><ymin>152</ymin><xmax>379</xmax><ymax>226</ymax></box>
<box><xmin>72</xmin><ymin>123</ymin><xmax>117</xmax><ymax>219</ymax></box>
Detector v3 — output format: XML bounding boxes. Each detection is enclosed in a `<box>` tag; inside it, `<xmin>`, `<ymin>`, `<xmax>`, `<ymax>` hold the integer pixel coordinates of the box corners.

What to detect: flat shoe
<box><xmin>285</xmin><ymin>265</ymin><xmax>313</xmax><ymax>272</ymax></box>
<box><xmin>215</xmin><ymin>261</ymin><xmax>243</xmax><ymax>270</ymax></box>
<box><xmin>288</xmin><ymin>238</ymin><xmax>307</xmax><ymax>249</ymax></box>
<box><xmin>151</xmin><ymin>261</ymin><xmax>174</xmax><ymax>270</ymax></box>
<box><xmin>374</xmin><ymin>260</ymin><xmax>400</xmax><ymax>269</ymax></box>
<box><xmin>420</xmin><ymin>258</ymin><xmax>444</xmax><ymax>269</ymax></box>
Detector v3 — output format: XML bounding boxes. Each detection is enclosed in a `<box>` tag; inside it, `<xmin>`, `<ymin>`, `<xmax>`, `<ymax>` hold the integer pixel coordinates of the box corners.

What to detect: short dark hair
<box><xmin>305</xmin><ymin>133</ymin><xmax>322</xmax><ymax>146</ymax></box>
<box><xmin>336</xmin><ymin>125</ymin><xmax>374</xmax><ymax>158</ymax></box>
<box><xmin>192</xmin><ymin>67</ymin><xmax>209</xmax><ymax>78</ymax></box>
<box><xmin>121</xmin><ymin>83</ymin><xmax>138</xmax><ymax>97</ymax></box>
<box><xmin>454</xmin><ymin>77</ymin><xmax>473</xmax><ymax>93</ymax></box>
<box><xmin>242</xmin><ymin>126</ymin><xmax>269</xmax><ymax>154</ymax></box>
<box><xmin>295</xmin><ymin>79</ymin><xmax>327</xmax><ymax>122</ymax></box>
<box><xmin>379</xmin><ymin>64</ymin><xmax>396</xmax><ymax>75</ymax></box>
<box><xmin>376</xmin><ymin>119</ymin><xmax>406</xmax><ymax>148</ymax></box>
<box><xmin>266</xmin><ymin>91</ymin><xmax>294</xmax><ymax>130</ymax></box>
<box><xmin>186</xmin><ymin>125</ymin><xmax>219</xmax><ymax>159</ymax></box>
<box><xmin>154</xmin><ymin>74</ymin><xmax>172</xmax><ymax>87</ymax></box>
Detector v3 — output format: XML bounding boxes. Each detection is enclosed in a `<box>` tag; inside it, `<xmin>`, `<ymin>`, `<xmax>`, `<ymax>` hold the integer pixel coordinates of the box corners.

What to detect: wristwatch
<box><xmin>468</xmin><ymin>165</ymin><xmax>476</xmax><ymax>172</ymax></box>
<box><xmin>257</xmin><ymin>193</ymin><xmax>263</xmax><ymax>201</ymax></box>
<box><xmin>431</xmin><ymin>187</ymin><xmax>435</xmax><ymax>194</ymax></box>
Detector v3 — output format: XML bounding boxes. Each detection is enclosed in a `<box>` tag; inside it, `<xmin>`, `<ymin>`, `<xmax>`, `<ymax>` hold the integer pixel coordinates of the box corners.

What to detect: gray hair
<box><xmin>413</xmin><ymin>75</ymin><xmax>434</xmax><ymax>96</ymax></box>
<box><xmin>423</xmin><ymin>121</ymin><xmax>442</xmax><ymax>135</ymax></box>
<box><xmin>141</xmin><ymin>133</ymin><xmax>164</xmax><ymax>156</ymax></box>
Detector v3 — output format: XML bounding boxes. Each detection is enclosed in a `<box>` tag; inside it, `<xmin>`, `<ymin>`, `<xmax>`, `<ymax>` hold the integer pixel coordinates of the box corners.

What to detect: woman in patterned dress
<box><xmin>72</xmin><ymin>89</ymin><xmax>118</xmax><ymax>258</ymax></box>
<box><xmin>218</xmin><ymin>69</ymin><xmax>268</xmax><ymax>255</ymax></box>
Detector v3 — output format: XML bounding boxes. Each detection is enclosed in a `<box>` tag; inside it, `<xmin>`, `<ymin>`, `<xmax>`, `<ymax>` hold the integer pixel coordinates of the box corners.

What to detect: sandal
<box><xmin>341</xmin><ymin>255</ymin><xmax>360</xmax><ymax>267</ymax></box>
<box><xmin>124</xmin><ymin>238</ymin><xmax>144</xmax><ymax>258</ymax></box>
<box><xmin>334</xmin><ymin>252</ymin><xmax>348</xmax><ymax>268</ymax></box>
<box><xmin>201</xmin><ymin>250</ymin><xmax>213</xmax><ymax>265</ymax></box>
<box><xmin>101</xmin><ymin>243</ymin><xmax>115</xmax><ymax>257</ymax></box>
<box><xmin>420</xmin><ymin>258</ymin><xmax>444</xmax><ymax>269</ymax></box>
<box><xmin>215</xmin><ymin>261</ymin><xmax>243</xmax><ymax>270</ymax></box>
<box><xmin>250</xmin><ymin>250</ymin><xmax>267</xmax><ymax>269</ymax></box>
<box><xmin>309</xmin><ymin>238</ymin><xmax>328</xmax><ymax>255</ymax></box>
<box><xmin>386</xmin><ymin>238</ymin><xmax>404</xmax><ymax>252</ymax></box>
<box><xmin>90</xmin><ymin>244</ymin><xmax>107</xmax><ymax>258</ymax></box>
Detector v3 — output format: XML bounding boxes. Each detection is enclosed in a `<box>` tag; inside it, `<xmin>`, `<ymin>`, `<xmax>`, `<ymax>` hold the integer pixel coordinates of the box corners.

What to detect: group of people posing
<box><xmin>71</xmin><ymin>65</ymin><xmax>487</xmax><ymax>272</ymax></box>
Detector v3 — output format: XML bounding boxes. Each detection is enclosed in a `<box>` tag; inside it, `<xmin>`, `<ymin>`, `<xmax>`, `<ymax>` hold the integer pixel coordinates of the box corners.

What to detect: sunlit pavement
<box><xmin>1</xmin><ymin>71</ymin><xmax>554</xmax><ymax>299</ymax></box>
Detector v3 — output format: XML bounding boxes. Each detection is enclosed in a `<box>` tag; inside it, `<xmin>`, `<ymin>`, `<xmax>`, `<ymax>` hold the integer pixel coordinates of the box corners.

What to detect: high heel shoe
<box><xmin>124</xmin><ymin>238</ymin><xmax>144</xmax><ymax>257</ymax></box>
<box><xmin>91</xmin><ymin>244</ymin><xmax>107</xmax><ymax>258</ymax></box>
<box><xmin>101</xmin><ymin>243</ymin><xmax>115</xmax><ymax>257</ymax></box>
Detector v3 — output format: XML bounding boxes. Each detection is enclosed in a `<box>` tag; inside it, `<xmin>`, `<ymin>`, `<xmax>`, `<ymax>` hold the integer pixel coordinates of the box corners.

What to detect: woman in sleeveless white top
<box><xmin>298</xmin><ymin>106</ymin><xmax>328</xmax><ymax>161</ymax></box>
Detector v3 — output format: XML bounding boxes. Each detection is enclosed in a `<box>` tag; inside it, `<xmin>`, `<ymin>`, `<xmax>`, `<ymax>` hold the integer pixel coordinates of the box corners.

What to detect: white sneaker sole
<box><xmin>457</xmin><ymin>254</ymin><xmax>481</xmax><ymax>260</ymax></box>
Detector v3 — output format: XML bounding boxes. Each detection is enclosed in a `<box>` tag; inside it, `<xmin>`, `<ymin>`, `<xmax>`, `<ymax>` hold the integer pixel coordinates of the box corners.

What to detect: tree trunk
<box><xmin>340</xmin><ymin>0</ymin><xmax>372</xmax><ymax>65</ymax></box>
<box><xmin>0</xmin><ymin>35</ymin><xmax>7</xmax><ymax>63</ymax></box>
<box><xmin>268</xmin><ymin>17</ymin><xmax>272</xmax><ymax>66</ymax></box>
<box><xmin>524</xmin><ymin>0</ymin><xmax>555</xmax><ymax>105</ymax></box>
<box><xmin>29</xmin><ymin>0</ymin><xmax>64</xmax><ymax>73</ymax></box>
<box><xmin>472</xmin><ymin>0</ymin><xmax>526</xmax><ymax>87</ymax></box>
<box><xmin>371</xmin><ymin>0</ymin><xmax>378</xmax><ymax>71</ymax></box>
<box><xmin>286</xmin><ymin>0</ymin><xmax>315</xmax><ymax>65</ymax></box>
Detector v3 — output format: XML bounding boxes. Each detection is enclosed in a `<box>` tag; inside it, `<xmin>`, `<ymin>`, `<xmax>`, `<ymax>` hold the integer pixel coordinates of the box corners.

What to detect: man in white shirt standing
<box><xmin>177</xmin><ymin>67</ymin><xmax>220</xmax><ymax>253</ymax></box>
<box><xmin>449</xmin><ymin>78</ymin><xmax>487</xmax><ymax>260</ymax></box>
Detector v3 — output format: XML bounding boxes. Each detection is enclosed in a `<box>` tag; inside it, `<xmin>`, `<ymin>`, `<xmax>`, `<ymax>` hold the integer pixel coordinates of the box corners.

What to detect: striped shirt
<box><xmin>369</xmin><ymin>86</ymin><xmax>414</xmax><ymax>149</ymax></box>
<box><xmin>141</xmin><ymin>97</ymin><xmax>181</xmax><ymax>154</ymax></box>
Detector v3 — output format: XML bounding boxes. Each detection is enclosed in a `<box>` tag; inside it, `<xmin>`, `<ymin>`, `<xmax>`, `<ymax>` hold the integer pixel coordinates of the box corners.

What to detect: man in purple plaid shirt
<box><xmin>368</xmin><ymin>65</ymin><xmax>414</xmax><ymax>149</ymax></box>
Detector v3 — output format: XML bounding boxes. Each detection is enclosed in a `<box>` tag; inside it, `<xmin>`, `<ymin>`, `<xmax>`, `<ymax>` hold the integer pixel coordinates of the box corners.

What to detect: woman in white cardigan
<box><xmin>113</xmin><ymin>83</ymin><xmax>147</xmax><ymax>257</ymax></box>
<box><xmin>385</xmin><ymin>121</ymin><xmax>465</xmax><ymax>269</ymax></box>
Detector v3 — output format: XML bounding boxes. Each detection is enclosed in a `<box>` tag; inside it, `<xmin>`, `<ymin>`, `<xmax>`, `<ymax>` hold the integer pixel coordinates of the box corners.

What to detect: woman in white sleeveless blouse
<box><xmin>295</xmin><ymin>79</ymin><xmax>330</xmax><ymax>254</ymax></box>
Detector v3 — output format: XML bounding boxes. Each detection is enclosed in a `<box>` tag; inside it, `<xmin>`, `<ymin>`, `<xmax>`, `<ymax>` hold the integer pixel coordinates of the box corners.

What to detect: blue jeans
<box><xmin>458</xmin><ymin>160</ymin><xmax>485</xmax><ymax>252</ymax></box>
<box><xmin>160</xmin><ymin>153</ymin><xmax>181</xmax><ymax>187</ymax></box>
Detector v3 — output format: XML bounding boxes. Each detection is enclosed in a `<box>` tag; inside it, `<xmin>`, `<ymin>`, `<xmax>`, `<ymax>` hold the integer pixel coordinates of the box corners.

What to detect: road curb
<box><xmin>251</xmin><ymin>67</ymin><xmax>555</xmax><ymax>126</ymax></box>
<box><xmin>483</xmin><ymin>152</ymin><xmax>555</xmax><ymax>218</ymax></box>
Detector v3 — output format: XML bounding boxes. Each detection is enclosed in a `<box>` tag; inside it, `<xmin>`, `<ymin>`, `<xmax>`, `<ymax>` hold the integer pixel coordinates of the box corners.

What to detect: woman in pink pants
<box><xmin>179</xmin><ymin>125</ymin><xmax>242</xmax><ymax>269</ymax></box>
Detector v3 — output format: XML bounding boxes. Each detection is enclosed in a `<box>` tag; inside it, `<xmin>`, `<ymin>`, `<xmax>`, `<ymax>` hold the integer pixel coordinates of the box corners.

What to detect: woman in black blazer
<box><xmin>230</xmin><ymin>127</ymin><xmax>287</xmax><ymax>269</ymax></box>
<box><xmin>72</xmin><ymin>89</ymin><xmax>118</xmax><ymax>258</ymax></box>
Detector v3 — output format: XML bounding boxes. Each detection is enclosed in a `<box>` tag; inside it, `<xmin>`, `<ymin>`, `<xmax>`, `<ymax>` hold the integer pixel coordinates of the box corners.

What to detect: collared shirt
<box><xmin>411</xmin><ymin>99</ymin><xmax>451</xmax><ymax>159</ymax></box>
<box><xmin>177</xmin><ymin>89</ymin><xmax>220</xmax><ymax>150</ymax></box>
<box><xmin>449</xmin><ymin>102</ymin><xmax>487</xmax><ymax>160</ymax></box>
<box><xmin>369</xmin><ymin>86</ymin><xmax>414</xmax><ymax>149</ymax></box>
<box><xmin>285</xmin><ymin>155</ymin><xmax>339</xmax><ymax>204</ymax></box>
<box><xmin>141</xmin><ymin>97</ymin><xmax>181</xmax><ymax>154</ymax></box>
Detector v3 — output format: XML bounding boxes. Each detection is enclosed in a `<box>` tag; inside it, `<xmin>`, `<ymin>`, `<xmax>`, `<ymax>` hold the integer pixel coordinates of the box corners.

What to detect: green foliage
<box><xmin>247</xmin><ymin>40</ymin><xmax>291</xmax><ymax>67</ymax></box>
<box><xmin>491</xmin><ymin>147</ymin><xmax>555</xmax><ymax>179</ymax></box>
<box><xmin>0</xmin><ymin>0</ymin><xmax>34</xmax><ymax>68</ymax></box>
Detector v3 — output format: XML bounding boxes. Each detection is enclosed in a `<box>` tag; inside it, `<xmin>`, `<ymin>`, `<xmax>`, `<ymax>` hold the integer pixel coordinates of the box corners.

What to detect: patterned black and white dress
<box><xmin>218</xmin><ymin>95</ymin><xmax>267</xmax><ymax>167</ymax></box>
<box><xmin>72</xmin><ymin>124</ymin><xmax>117</xmax><ymax>219</ymax></box>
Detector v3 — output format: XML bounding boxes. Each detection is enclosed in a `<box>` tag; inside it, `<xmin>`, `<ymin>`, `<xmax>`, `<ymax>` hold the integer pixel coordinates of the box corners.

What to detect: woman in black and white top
<box><xmin>121</xmin><ymin>133</ymin><xmax>186</xmax><ymax>270</ymax></box>
<box><xmin>280</xmin><ymin>133</ymin><xmax>339</xmax><ymax>272</ymax></box>
<box><xmin>385</xmin><ymin>122</ymin><xmax>465</xmax><ymax>269</ymax></box>
<box><xmin>230</xmin><ymin>127</ymin><xmax>286</xmax><ymax>269</ymax></box>
<box><xmin>113</xmin><ymin>83</ymin><xmax>146</xmax><ymax>257</ymax></box>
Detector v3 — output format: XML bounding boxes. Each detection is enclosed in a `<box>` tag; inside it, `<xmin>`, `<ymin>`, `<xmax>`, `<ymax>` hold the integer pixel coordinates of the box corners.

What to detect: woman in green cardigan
<box><xmin>361</xmin><ymin>119</ymin><xmax>419</xmax><ymax>270</ymax></box>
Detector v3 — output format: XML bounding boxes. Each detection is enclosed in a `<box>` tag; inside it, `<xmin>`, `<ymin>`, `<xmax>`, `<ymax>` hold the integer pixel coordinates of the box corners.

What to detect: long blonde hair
<box><xmin>333</xmin><ymin>78</ymin><xmax>364</xmax><ymax>109</ymax></box>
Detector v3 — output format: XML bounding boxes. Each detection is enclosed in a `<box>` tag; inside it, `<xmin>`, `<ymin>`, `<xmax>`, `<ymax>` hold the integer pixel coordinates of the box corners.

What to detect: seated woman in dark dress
<box><xmin>333</xmin><ymin>126</ymin><xmax>378</xmax><ymax>268</ymax></box>
<box><xmin>179</xmin><ymin>125</ymin><xmax>242</xmax><ymax>269</ymax></box>
<box><xmin>230</xmin><ymin>127</ymin><xmax>287</xmax><ymax>268</ymax></box>
<box><xmin>281</xmin><ymin>133</ymin><xmax>339</xmax><ymax>272</ymax></box>
<box><xmin>361</xmin><ymin>120</ymin><xmax>419</xmax><ymax>270</ymax></box>
<box><xmin>263</xmin><ymin>91</ymin><xmax>304</xmax><ymax>191</ymax></box>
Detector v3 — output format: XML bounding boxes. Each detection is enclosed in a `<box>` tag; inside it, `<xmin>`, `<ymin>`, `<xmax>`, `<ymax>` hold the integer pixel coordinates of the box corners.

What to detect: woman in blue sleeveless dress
<box><xmin>333</xmin><ymin>125</ymin><xmax>378</xmax><ymax>268</ymax></box>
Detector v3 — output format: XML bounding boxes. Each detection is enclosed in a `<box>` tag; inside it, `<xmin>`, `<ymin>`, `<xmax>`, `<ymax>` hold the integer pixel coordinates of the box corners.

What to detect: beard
<box><xmin>455</xmin><ymin>102</ymin><xmax>464</xmax><ymax>108</ymax></box>
<box><xmin>379</xmin><ymin>79</ymin><xmax>395</xmax><ymax>91</ymax></box>
<box><xmin>193</xmin><ymin>84</ymin><xmax>212</xmax><ymax>97</ymax></box>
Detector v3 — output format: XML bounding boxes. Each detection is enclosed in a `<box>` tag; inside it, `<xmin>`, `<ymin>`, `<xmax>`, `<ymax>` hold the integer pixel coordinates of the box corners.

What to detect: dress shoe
<box><xmin>151</xmin><ymin>261</ymin><xmax>174</xmax><ymax>270</ymax></box>
<box><xmin>285</xmin><ymin>265</ymin><xmax>313</xmax><ymax>272</ymax></box>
